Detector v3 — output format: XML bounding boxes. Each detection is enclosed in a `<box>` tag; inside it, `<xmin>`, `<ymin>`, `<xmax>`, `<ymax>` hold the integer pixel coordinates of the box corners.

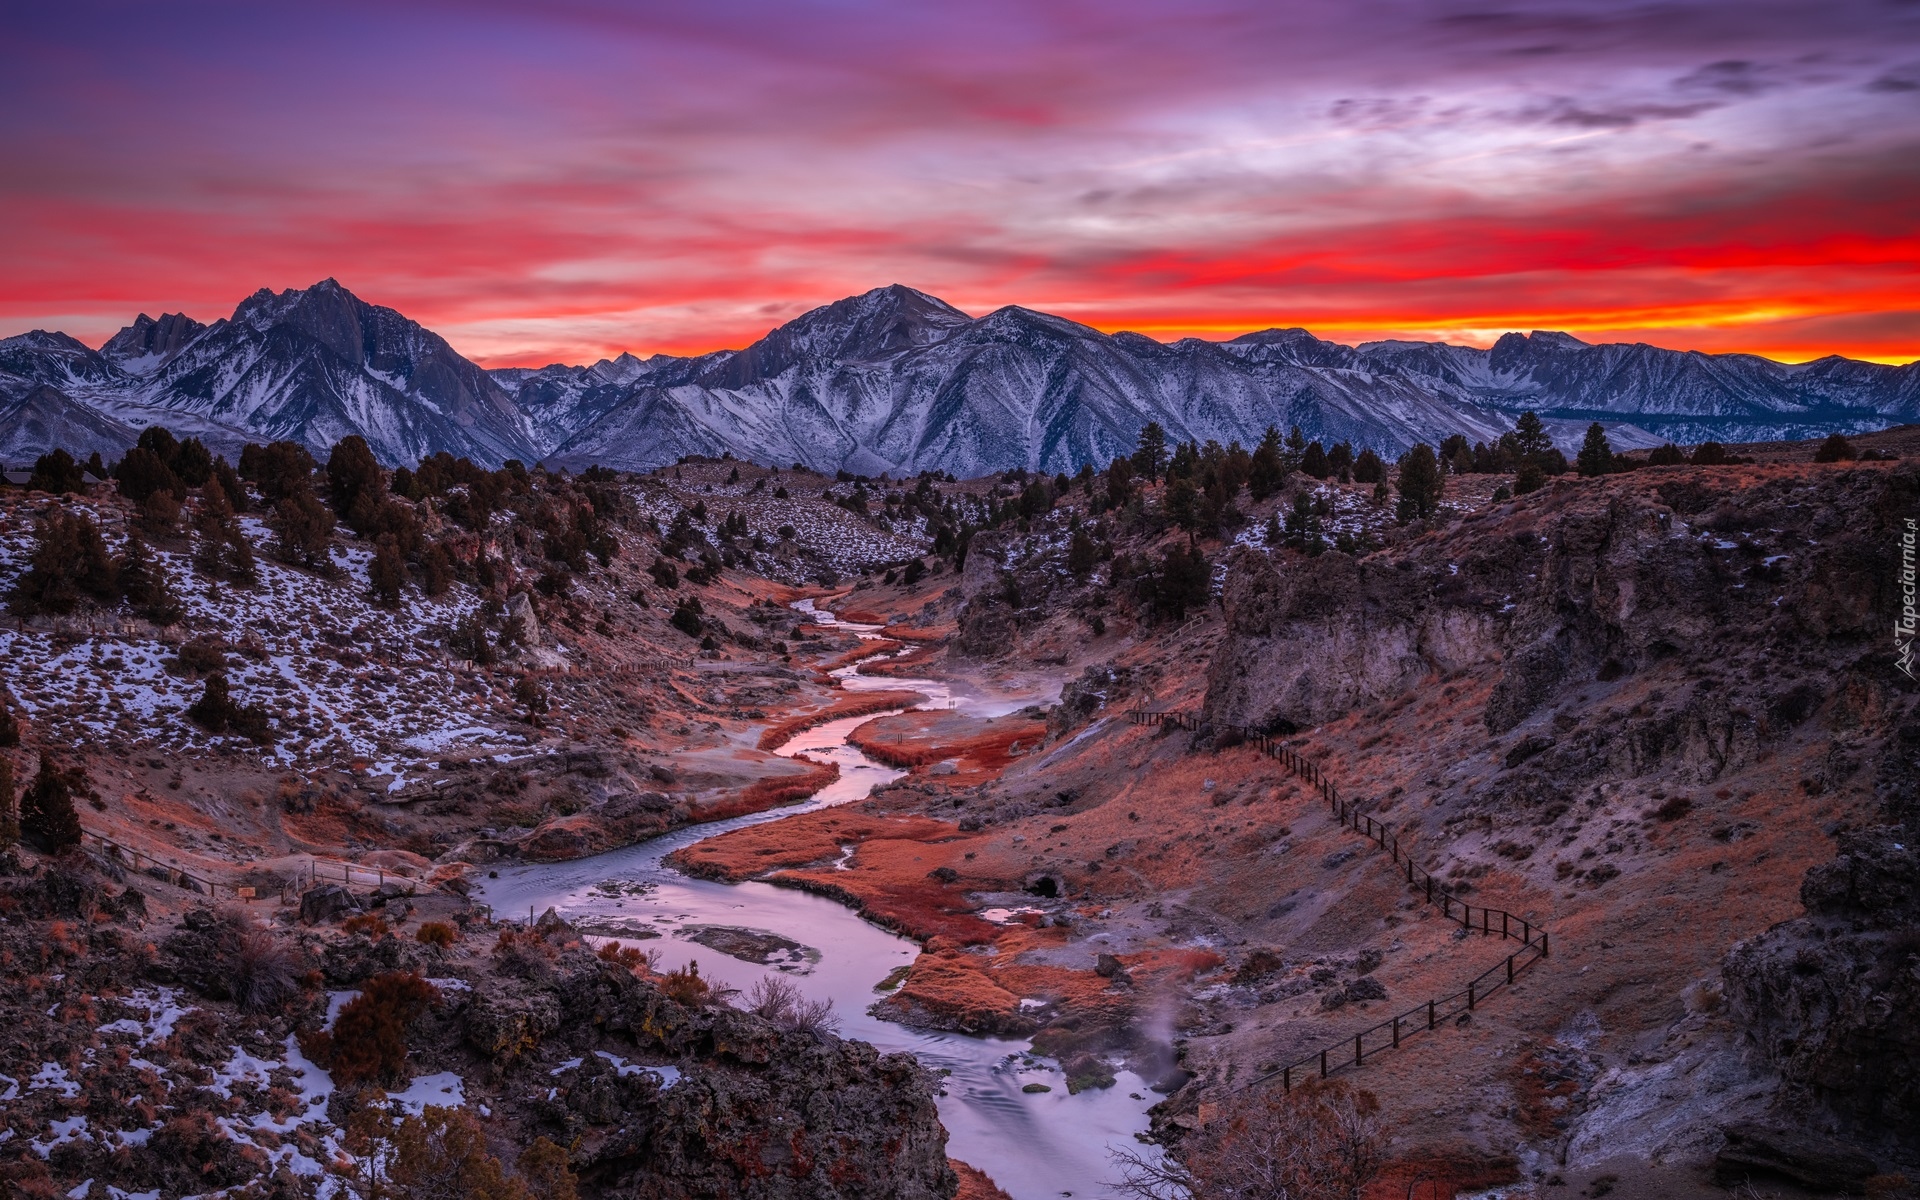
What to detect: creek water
<box><xmin>477</xmin><ymin>601</ymin><xmax>1158</xmax><ymax>1200</ymax></box>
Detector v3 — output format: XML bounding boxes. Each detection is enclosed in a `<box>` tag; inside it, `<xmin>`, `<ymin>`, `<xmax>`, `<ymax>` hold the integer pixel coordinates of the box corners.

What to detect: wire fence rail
<box><xmin>1127</xmin><ymin>708</ymin><xmax>1551</xmax><ymax>1091</ymax></box>
<box><xmin>83</xmin><ymin>830</ymin><xmax>415</xmax><ymax>904</ymax></box>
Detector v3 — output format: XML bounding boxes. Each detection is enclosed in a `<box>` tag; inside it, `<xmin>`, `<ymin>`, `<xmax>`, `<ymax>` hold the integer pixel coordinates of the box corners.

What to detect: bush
<box><xmin>343</xmin><ymin>913</ymin><xmax>391</xmax><ymax>938</ymax></box>
<box><xmin>186</xmin><ymin>675</ymin><xmax>276</xmax><ymax>743</ymax></box>
<box><xmin>1115</xmin><ymin>1079</ymin><xmax>1382</xmax><ymax>1200</ymax></box>
<box><xmin>369</xmin><ymin>534</ymin><xmax>407</xmax><ymax>607</ymax></box>
<box><xmin>649</xmin><ymin>558</ymin><xmax>680</xmax><ymax>589</ymax></box>
<box><xmin>417</xmin><ymin>921</ymin><xmax>459</xmax><ymax>948</ymax></box>
<box><xmin>670</xmin><ymin>596</ymin><xmax>705</xmax><ymax>638</ymax></box>
<box><xmin>658</xmin><ymin>961</ymin><xmax>712</xmax><ymax>1007</ymax></box>
<box><xmin>1690</xmin><ymin>441</ymin><xmax>1730</xmax><ymax>466</ymax></box>
<box><xmin>1814</xmin><ymin>432</ymin><xmax>1857</xmax><ymax>463</ymax></box>
<box><xmin>0</xmin><ymin>756</ymin><xmax>17</xmax><ymax>850</ymax></box>
<box><xmin>230</xmin><ymin>925</ymin><xmax>303</xmax><ymax>1012</ymax></box>
<box><xmin>309</xmin><ymin>971</ymin><xmax>438</xmax><ymax>1085</ymax></box>
<box><xmin>348</xmin><ymin>1104</ymin><xmax>574</xmax><ymax>1200</ymax></box>
<box><xmin>0</xmin><ymin>699</ymin><xmax>19</xmax><ymax>747</ymax></box>
<box><xmin>743</xmin><ymin>975</ymin><xmax>840</xmax><ymax>1035</ymax></box>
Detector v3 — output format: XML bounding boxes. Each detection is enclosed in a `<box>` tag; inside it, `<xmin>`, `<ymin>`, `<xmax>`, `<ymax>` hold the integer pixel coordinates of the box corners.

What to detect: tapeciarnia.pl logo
<box><xmin>1899</xmin><ymin>516</ymin><xmax>1917</xmax><ymax>681</ymax></box>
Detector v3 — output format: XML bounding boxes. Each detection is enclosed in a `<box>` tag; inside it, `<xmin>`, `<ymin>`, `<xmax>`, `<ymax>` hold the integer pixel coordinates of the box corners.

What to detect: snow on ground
<box><xmin>0</xmin><ymin>502</ymin><xmax>521</xmax><ymax>778</ymax></box>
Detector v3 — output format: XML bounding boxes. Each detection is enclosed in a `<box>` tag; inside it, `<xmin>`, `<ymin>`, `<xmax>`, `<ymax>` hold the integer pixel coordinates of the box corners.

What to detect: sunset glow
<box><xmin>4</xmin><ymin>0</ymin><xmax>1917</xmax><ymax>365</ymax></box>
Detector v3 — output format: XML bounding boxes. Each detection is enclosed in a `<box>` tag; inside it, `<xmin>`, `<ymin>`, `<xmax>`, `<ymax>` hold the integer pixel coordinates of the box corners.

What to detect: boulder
<box><xmin>299</xmin><ymin>883</ymin><xmax>360</xmax><ymax>924</ymax></box>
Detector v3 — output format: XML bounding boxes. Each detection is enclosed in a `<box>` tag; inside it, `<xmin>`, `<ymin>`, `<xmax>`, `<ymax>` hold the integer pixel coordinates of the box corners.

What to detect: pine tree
<box><xmin>1394</xmin><ymin>444</ymin><xmax>1444</xmax><ymax>522</ymax></box>
<box><xmin>0</xmin><ymin>700</ymin><xmax>18</xmax><ymax>746</ymax></box>
<box><xmin>369</xmin><ymin>534</ymin><xmax>408</xmax><ymax>608</ymax></box>
<box><xmin>1067</xmin><ymin>528</ymin><xmax>1097</xmax><ymax>578</ymax></box>
<box><xmin>27</xmin><ymin>450</ymin><xmax>86</xmax><ymax>495</ymax></box>
<box><xmin>271</xmin><ymin>486</ymin><xmax>336</xmax><ymax>568</ymax></box>
<box><xmin>1154</xmin><ymin>541</ymin><xmax>1211</xmax><ymax>620</ymax></box>
<box><xmin>1352</xmin><ymin>448</ymin><xmax>1386</xmax><ymax>484</ymax></box>
<box><xmin>1575</xmin><ymin>423</ymin><xmax>1615</xmax><ymax>477</ymax></box>
<box><xmin>8</xmin><ymin>510</ymin><xmax>117</xmax><ymax>617</ymax></box>
<box><xmin>327</xmin><ymin>436</ymin><xmax>387</xmax><ymax>531</ymax></box>
<box><xmin>1300</xmin><ymin>441</ymin><xmax>1330</xmax><ymax>480</ymax></box>
<box><xmin>1248</xmin><ymin>426</ymin><xmax>1287</xmax><ymax>501</ymax></box>
<box><xmin>117</xmin><ymin>529</ymin><xmax>184</xmax><ymax>626</ymax></box>
<box><xmin>1130</xmin><ymin>422</ymin><xmax>1168</xmax><ymax>482</ymax></box>
<box><xmin>0</xmin><ymin>756</ymin><xmax>17</xmax><ymax>851</ymax></box>
<box><xmin>20</xmin><ymin>754</ymin><xmax>83</xmax><ymax>854</ymax></box>
<box><xmin>1512</xmin><ymin>411</ymin><xmax>1553</xmax><ymax>462</ymax></box>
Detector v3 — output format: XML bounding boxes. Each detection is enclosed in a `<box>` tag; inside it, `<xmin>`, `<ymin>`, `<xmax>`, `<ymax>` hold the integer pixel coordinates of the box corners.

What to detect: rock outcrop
<box><xmin>1207</xmin><ymin>466</ymin><xmax>1917</xmax><ymax>739</ymax></box>
<box><xmin>1722</xmin><ymin>721</ymin><xmax>1920</xmax><ymax>1157</ymax></box>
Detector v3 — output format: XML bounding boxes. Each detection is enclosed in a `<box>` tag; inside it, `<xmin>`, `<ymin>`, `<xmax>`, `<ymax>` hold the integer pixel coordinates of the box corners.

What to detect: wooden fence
<box><xmin>1128</xmin><ymin>708</ymin><xmax>1550</xmax><ymax>1091</ymax></box>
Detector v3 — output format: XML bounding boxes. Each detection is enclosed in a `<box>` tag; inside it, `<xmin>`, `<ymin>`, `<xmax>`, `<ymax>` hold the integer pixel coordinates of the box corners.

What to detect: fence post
<box><xmin>1467</xmin><ymin>982</ymin><xmax>1476</xmax><ymax>1011</ymax></box>
<box><xmin>1541</xmin><ymin>930</ymin><xmax>1550</xmax><ymax>957</ymax></box>
<box><xmin>1319</xmin><ymin>1049</ymin><xmax>1328</xmax><ymax>1079</ymax></box>
<box><xmin>1392</xmin><ymin>1016</ymin><xmax>1401</xmax><ymax>1048</ymax></box>
<box><xmin>1282</xmin><ymin>1066</ymin><xmax>1291</xmax><ymax>1092</ymax></box>
<box><xmin>1354</xmin><ymin>1033</ymin><xmax>1363</xmax><ymax>1066</ymax></box>
<box><xmin>1507</xmin><ymin>955</ymin><xmax>1515</xmax><ymax>985</ymax></box>
<box><xmin>1428</xmin><ymin>999</ymin><xmax>1436</xmax><ymax>1030</ymax></box>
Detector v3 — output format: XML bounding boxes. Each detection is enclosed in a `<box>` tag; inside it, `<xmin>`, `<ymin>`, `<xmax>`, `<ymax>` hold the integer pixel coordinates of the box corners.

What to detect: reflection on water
<box><xmin>478</xmin><ymin>600</ymin><xmax>1158</xmax><ymax>1200</ymax></box>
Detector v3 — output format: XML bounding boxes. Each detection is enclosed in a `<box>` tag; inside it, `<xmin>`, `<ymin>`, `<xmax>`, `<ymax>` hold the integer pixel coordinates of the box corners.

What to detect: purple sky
<box><xmin>3</xmin><ymin>0</ymin><xmax>1917</xmax><ymax>364</ymax></box>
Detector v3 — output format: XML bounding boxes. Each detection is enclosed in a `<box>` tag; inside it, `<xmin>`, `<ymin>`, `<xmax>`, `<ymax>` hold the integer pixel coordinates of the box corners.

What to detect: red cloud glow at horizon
<box><xmin>3</xmin><ymin>0</ymin><xmax>1918</xmax><ymax>366</ymax></box>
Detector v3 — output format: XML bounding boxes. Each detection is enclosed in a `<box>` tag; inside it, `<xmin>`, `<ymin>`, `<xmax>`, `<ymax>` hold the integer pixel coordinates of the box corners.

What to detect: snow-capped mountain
<box><xmin>0</xmin><ymin>280</ymin><xmax>538</xmax><ymax>467</ymax></box>
<box><xmin>2</xmin><ymin>280</ymin><xmax>1913</xmax><ymax>472</ymax></box>
<box><xmin>535</xmin><ymin>286</ymin><xmax>1520</xmax><ymax>476</ymax></box>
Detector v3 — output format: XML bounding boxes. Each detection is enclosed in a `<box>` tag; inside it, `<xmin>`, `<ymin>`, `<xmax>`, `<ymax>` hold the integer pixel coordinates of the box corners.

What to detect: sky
<box><xmin>3</xmin><ymin>0</ymin><xmax>1918</xmax><ymax>366</ymax></box>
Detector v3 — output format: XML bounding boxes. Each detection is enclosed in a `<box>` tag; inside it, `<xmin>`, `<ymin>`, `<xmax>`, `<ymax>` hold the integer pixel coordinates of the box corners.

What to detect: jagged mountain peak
<box><xmin>102</xmin><ymin>311</ymin><xmax>208</xmax><ymax>372</ymax></box>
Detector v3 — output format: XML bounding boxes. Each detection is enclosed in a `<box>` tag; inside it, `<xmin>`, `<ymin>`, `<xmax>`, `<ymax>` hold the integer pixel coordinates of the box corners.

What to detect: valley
<box><xmin>0</xmin><ymin>421</ymin><xmax>1916</xmax><ymax>1200</ymax></box>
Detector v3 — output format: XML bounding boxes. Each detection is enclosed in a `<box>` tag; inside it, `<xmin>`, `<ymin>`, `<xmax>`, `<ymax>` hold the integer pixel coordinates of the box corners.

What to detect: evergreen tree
<box><xmin>192</xmin><ymin>477</ymin><xmax>256</xmax><ymax>584</ymax></box>
<box><xmin>1512</xmin><ymin>411</ymin><xmax>1553</xmax><ymax>462</ymax></box>
<box><xmin>368</xmin><ymin>534</ymin><xmax>408</xmax><ymax>608</ymax></box>
<box><xmin>1283</xmin><ymin>426</ymin><xmax>1307</xmax><ymax>471</ymax></box>
<box><xmin>1352</xmin><ymin>448</ymin><xmax>1386</xmax><ymax>484</ymax></box>
<box><xmin>1248</xmin><ymin>425</ymin><xmax>1287</xmax><ymax>501</ymax></box>
<box><xmin>187</xmin><ymin>674</ymin><xmax>236</xmax><ymax>733</ymax></box>
<box><xmin>1105</xmin><ymin>457</ymin><xmax>1134</xmax><ymax>508</ymax></box>
<box><xmin>1394</xmin><ymin>443</ymin><xmax>1444</xmax><ymax>522</ymax></box>
<box><xmin>0</xmin><ymin>756</ymin><xmax>16</xmax><ymax>851</ymax></box>
<box><xmin>27</xmin><ymin>450</ymin><xmax>86</xmax><ymax>495</ymax></box>
<box><xmin>1153</xmin><ymin>541</ymin><xmax>1211</xmax><ymax>620</ymax></box>
<box><xmin>8</xmin><ymin>510</ymin><xmax>117</xmax><ymax>616</ymax></box>
<box><xmin>1514</xmin><ymin>461</ymin><xmax>1546</xmax><ymax>495</ymax></box>
<box><xmin>1300</xmin><ymin>441</ymin><xmax>1330</xmax><ymax>480</ymax></box>
<box><xmin>172</xmin><ymin>437</ymin><xmax>214</xmax><ymax>487</ymax></box>
<box><xmin>1690</xmin><ymin>441</ymin><xmax>1730</xmax><ymax>466</ymax></box>
<box><xmin>271</xmin><ymin>487</ymin><xmax>336</xmax><ymax>568</ymax></box>
<box><xmin>1130</xmin><ymin>422</ymin><xmax>1168</xmax><ymax>482</ymax></box>
<box><xmin>114</xmin><ymin>447</ymin><xmax>185</xmax><ymax>503</ymax></box>
<box><xmin>240</xmin><ymin>440</ymin><xmax>320</xmax><ymax>505</ymax></box>
<box><xmin>1575</xmin><ymin>423</ymin><xmax>1615</xmax><ymax>477</ymax></box>
<box><xmin>1648</xmin><ymin>443</ymin><xmax>1686</xmax><ymax>466</ymax></box>
<box><xmin>1813</xmin><ymin>433</ymin><xmax>1856</xmax><ymax>463</ymax></box>
<box><xmin>117</xmin><ymin>531</ymin><xmax>184</xmax><ymax>624</ymax></box>
<box><xmin>326</xmin><ymin>435</ymin><xmax>387</xmax><ymax>531</ymax></box>
<box><xmin>1327</xmin><ymin>441</ymin><xmax>1354</xmax><ymax>481</ymax></box>
<box><xmin>1164</xmin><ymin>476</ymin><xmax>1201</xmax><ymax>531</ymax></box>
<box><xmin>0</xmin><ymin>698</ymin><xmax>18</xmax><ymax>746</ymax></box>
<box><xmin>20</xmin><ymin>754</ymin><xmax>83</xmax><ymax>854</ymax></box>
<box><xmin>1067</xmin><ymin>528</ymin><xmax>1097</xmax><ymax>579</ymax></box>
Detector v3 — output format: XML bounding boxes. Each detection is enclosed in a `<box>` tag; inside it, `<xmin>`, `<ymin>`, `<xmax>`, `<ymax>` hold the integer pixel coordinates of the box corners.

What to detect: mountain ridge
<box><xmin>2</xmin><ymin>280</ymin><xmax>1914</xmax><ymax>472</ymax></box>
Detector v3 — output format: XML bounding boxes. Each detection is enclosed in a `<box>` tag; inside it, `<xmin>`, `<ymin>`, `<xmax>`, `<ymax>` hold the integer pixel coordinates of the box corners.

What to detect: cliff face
<box><xmin>1722</xmin><ymin>723</ymin><xmax>1920</xmax><ymax>1155</ymax></box>
<box><xmin>1207</xmin><ymin>465</ymin><xmax>1915</xmax><ymax>739</ymax></box>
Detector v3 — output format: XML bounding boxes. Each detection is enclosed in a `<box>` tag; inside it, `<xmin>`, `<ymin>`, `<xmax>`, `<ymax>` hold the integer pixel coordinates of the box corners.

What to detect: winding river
<box><xmin>477</xmin><ymin>601</ymin><xmax>1159</xmax><ymax>1200</ymax></box>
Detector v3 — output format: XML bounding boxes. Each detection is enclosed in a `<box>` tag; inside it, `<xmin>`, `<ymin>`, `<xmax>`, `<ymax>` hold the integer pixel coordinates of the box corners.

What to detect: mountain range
<box><xmin>3</xmin><ymin>280</ymin><xmax>1914</xmax><ymax>474</ymax></box>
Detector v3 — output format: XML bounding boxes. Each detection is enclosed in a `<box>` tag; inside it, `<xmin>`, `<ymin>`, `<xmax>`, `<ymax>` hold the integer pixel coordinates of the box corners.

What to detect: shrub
<box><xmin>743</xmin><ymin>975</ymin><xmax>840</xmax><ymax>1035</ymax></box>
<box><xmin>0</xmin><ymin>756</ymin><xmax>17</xmax><ymax>851</ymax></box>
<box><xmin>417</xmin><ymin>921</ymin><xmax>459</xmax><ymax>948</ymax></box>
<box><xmin>658</xmin><ymin>961</ymin><xmax>712</xmax><ymax>1007</ymax></box>
<box><xmin>0</xmin><ymin>700</ymin><xmax>18</xmax><ymax>747</ymax></box>
<box><xmin>343</xmin><ymin>913</ymin><xmax>391</xmax><ymax>938</ymax></box>
<box><xmin>271</xmin><ymin>486</ymin><xmax>336</xmax><ymax>568</ymax></box>
<box><xmin>1115</xmin><ymin>1080</ymin><xmax>1382</xmax><ymax>1200</ymax></box>
<box><xmin>1648</xmin><ymin>442</ymin><xmax>1687</xmax><ymax>466</ymax></box>
<box><xmin>1690</xmin><ymin>441</ymin><xmax>1730</xmax><ymax>466</ymax></box>
<box><xmin>185</xmin><ymin>675</ymin><xmax>276</xmax><ymax>744</ymax></box>
<box><xmin>348</xmin><ymin>1104</ymin><xmax>546</xmax><ymax>1200</ymax></box>
<box><xmin>230</xmin><ymin>925</ymin><xmax>303</xmax><ymax>1012</ymax></box>
<box><xmin>1814</xmin><ymin>432</ymin><xmax>1857</xmax><ymax>463</ymax></box>
<box><xmin>649</xmin><ymin>558</ymin><xmax>680</xmax><ymax>589</ymax></box>
<box><xmin>670</xmin><ymin>596</ymin><xmax>705</xmax><ymax>637</ymax></box>
<box><xmin>311</xmin><ymin>971</ymin><xmax>438</xmax><ymax>1085</ymax></box>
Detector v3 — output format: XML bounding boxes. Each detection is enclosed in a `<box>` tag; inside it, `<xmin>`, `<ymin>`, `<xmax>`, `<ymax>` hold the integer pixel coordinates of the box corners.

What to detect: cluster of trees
<box><xmin>7</xmin><ymin>507</ymin><xmax>186</xmax><ymax>622</ymax></box>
